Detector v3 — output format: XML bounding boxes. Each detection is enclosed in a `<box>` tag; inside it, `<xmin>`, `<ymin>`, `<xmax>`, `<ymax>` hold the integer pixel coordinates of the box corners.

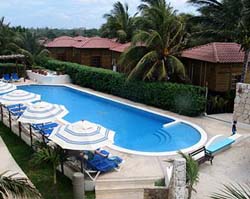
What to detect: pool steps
<box><xmin>163</xmin><ymin>120</ymin><xmax>181</xmax><ymax>128</ymax></box>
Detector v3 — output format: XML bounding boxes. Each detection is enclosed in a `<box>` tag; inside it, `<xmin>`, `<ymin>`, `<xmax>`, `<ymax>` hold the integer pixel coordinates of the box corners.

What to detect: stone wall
<box><xmin>144</xmin><ymin>188</ymin><xmax>168</xmax><ymax>199</ymax></box>
<box><xmin>168</xmin><ymin>158</ymin><xmax>186</xmax><ymax>199</ymax></box>
<box><xmin>234</xmin><ymin>83</ymin><xmax>250</xmax><ymax>124</ymax></box>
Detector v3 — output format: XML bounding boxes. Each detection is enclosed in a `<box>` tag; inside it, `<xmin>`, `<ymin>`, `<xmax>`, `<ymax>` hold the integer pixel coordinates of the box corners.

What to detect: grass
<box><xmin>0</xmin><ymin>122</ymin><xmax>95</xmax><ymax>199</ymax></box>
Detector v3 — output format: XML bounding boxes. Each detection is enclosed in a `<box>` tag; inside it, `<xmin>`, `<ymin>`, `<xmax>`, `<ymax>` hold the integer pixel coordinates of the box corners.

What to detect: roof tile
<box><xmin>181</xmin><ymin>42</ymin><xmax>248</xmax><ymax>63</ymax></box>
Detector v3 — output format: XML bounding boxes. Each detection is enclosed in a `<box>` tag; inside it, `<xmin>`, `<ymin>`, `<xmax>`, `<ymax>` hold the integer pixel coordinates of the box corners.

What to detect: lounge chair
<box><xmin>11</xmin><ymin>73</ymin><xmax>20</xmax><ymax>82</ymax></box>
<box><xmin>8</xmin><ymin>104</ymin><xmax>27</xmax><ymax>117</ymax></box>
<box><xmin>205</xmin><ymin>134</ymin><xmax>241</xmax><ymax>155</ymax></box>
<box><xmin>32</xmin><ymin>122</ymin><xmax>59</xmax><ymax>131</ymax></box>
<box><xmin>3</xmin><ymin>74</ymin><xmax>11</xmax><ymax>82</ymax></box>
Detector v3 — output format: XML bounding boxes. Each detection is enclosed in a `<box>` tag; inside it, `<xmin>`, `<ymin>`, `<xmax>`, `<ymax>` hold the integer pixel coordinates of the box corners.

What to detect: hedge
<box><xmin>0</xmin><ymin>63</ymin><xmax>26</xmax><ymax>78</ymax></box>
<box><xmin>41</xmin><ymin>59</ymin><xmax>206</xmax><ymax>116</ymax></box>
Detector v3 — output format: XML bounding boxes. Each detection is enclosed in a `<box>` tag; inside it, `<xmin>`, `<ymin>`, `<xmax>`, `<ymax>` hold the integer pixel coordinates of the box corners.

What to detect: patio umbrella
<box><xmin>0</xmin><ymin>82</ymin><xmax>16</xmax><ymax>121</ymax></box>
<box><xmin>48</xmin><ymin>120</ymin><xmax>115</xmax><ymax>151</ymax></box>
<box><xmin>18</xmin><ymin>101</ymin><xmax>68</xmax><ymax>124</ymax></box>
<box><xmin>18</xmin><ymin>101</ymin><xmax>68</xmax><ymax>146</ymax></box>
<box><xmin>0</xmin><ymin>82</ymin><xmax>16</xmax><ymax>94</ymax></box>
<box><xmin>0</xmin><ymin>89</ymin><xmax>40</xmax><ymax>105</ymax></box>
<box><xmin>0</xmin><ymin>89</ymin><xmax>41</xmax><ymax>137</ymax></box>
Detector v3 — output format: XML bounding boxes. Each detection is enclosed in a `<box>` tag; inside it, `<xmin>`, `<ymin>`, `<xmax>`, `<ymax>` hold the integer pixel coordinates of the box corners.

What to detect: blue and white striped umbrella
<box><xmin>0</xmin><ymin>82</ymin><xmax>16</xmax><ymax>94</ymax></box>
<box><xmin>18</xmin><ymin>101</ymin><xmax>68</xmax><ymax>124</ymax></box>
<box><xmin>0</xmin><ymin>89</ymin><xmax>40</xmax><ymax>105</ymax></box>
<box><xmin>48</xmin><ymin>120</ymin><xmax>115</xmax><ymax>150</ymax></box>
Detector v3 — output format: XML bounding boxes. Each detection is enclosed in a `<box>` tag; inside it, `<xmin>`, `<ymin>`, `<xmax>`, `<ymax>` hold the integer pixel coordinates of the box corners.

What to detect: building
<box><xmin>45</xmin><ymin>36</ymin><xmax>129</xmax><ymax>71</ymax></box>
<box><xmin>181</xmin><ymin>42</ymin><xmax>250</xmax><ymax>92</ymax></box>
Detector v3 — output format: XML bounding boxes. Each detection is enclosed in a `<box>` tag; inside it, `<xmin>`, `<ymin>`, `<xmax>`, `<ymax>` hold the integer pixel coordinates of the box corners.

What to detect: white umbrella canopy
<box><xmin>18</xmin><ymin>101</ymin><xmax>69</xmax><ymax>124</ymax></box>
<box><xmin>0</xmin><ymin>89</ymin><xmax>40</xmax><ymax>105</ymax></box>
<box><xmin>48</xmin><ymin>120</ymin><xmax>115</xmax><ymax>151</ymax></box>
<box><xmin>0</xmin><ymin>82</ymin><xmax>16</xmax><ymax>94</ymax></box>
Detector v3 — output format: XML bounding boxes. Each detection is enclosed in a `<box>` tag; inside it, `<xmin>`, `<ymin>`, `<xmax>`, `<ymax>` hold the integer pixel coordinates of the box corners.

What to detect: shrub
<box><xmin>0</xmin><ymin>63</ymin><xmax>26</xmax><ymax>77</ymax></box>
<box><xmin>41</xmin><ymin>59</ymin><xmax>206</xmax><ymax>116</ymax></box>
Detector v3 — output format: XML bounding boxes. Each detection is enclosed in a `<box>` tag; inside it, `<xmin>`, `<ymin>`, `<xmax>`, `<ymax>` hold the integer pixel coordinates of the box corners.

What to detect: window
<box><xmin>231</xmin><ymin>74</ymin><xmax>241</xmax><ymax>89</ymax></box>
<box><xmin>91</xmin><ymin>56</ymin><xmax>101</xmax><ymax>67</ymax></box>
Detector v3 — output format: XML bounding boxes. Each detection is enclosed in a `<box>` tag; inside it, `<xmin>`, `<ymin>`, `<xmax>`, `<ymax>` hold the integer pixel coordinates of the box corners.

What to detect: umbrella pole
<box><xmin>8</xmin><ymin>110</ymin><xmax>11</xmax><ymax>131</ymax></box>
<box><xmin>59</xmin><ymin>148</ymin><xmax>64</xmax><ymax>175</ymax></box>
<box><xmin>0</xmin><ymin>104</ymin><xmax>3</xmax><ymax>121</ymax></box>
<box><xmin>29</xmin><ymin>124</ymin><xmax>33</xmax><ymax>147</ymax></box>
<box><xmin>18</xmin><ymin>121</ymin><xmax>22</xmax><ymax>138</ymax></box>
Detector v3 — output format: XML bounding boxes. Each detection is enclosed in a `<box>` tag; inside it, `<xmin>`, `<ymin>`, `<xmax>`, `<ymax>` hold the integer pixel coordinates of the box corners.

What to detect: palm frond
<box><xmin>211</xmin><ymin>183</ymin><xmax>250</xmax><ymax>199</ymax></box>
<box><xmin>0</xmin><ymin>171</ymin><xmax>40</xmax><ymax>199</ymax></box>
<box><xmin>127</xmin><ymin>50</ymin><xmax>158</xmax><ymax>81</ymax></box>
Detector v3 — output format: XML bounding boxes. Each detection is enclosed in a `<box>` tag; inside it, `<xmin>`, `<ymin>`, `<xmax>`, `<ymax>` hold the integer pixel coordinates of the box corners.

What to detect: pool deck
<box><xmin>7</xmin><ymin>80</ymin><xmax>250</xmax><ymax>198</ymax></box>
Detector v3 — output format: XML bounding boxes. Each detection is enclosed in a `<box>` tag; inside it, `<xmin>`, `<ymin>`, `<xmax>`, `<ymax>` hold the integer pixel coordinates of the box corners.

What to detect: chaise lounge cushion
<box><xmin>206</xmin><ymin>138</ymin><xmax>235</xmax><ymax>154</ymax></box>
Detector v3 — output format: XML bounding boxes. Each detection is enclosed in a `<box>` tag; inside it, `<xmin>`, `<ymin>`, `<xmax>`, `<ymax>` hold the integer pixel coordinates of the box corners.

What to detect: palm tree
<box><xmin>119</xmin><ymin>0</ymin><xmax>186</xmax><ymax>81</ymax></box>
<box><xmin>238</xmin><ymin>0</ymin><xmax>250</xmax><ymax>82</ymax></box>
<box><xmin>0</xmin><ymin>171</ymin><xmax>41</xmax><ymax>199</ymax></box>
<box><xmin>179</xmin><ymin>152</ymin><xmax>199</xmax><ymax>199</ymax></box>
<box><xmin>188</xmin><ymin>0</ymin><xmax>250</xmax><ymax>83</ymax></box>
<box><xmin>32</xmin><ymin>145</ymin><xmax>60</xmax><ymax>199</ymax></box>
<box><xmin>0</xmin><ymin>17</ymin><xmax>23</xmax><ymax>55</ymax></box>
<box><xmin>19</xmin><ymin>31</ymin><xmax>50</xmax><ymax>65</ymax></box>
<box><xmin>100</xmin><ymin>1</ymin><xmax>136</xmax><ymax>43</ymax></box>
<box><xmin>211</xmin><ymin>183</ymin><xmax>250</xmax><ymax>199</ymax></box>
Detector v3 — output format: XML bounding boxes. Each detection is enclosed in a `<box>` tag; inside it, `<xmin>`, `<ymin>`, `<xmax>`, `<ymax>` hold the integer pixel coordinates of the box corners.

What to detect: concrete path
<box><xmin>0</xmin><ymin>136</ymin><xmax>26</xmax><ymax>178</ymax></box>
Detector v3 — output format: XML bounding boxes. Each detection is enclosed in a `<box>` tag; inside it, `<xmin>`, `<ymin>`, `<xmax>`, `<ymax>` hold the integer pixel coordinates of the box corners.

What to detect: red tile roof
<box><xmin>45</xmin><ymin>36</ymin><xmax>121</xmax><ymax>49</ymax></box>
<box><xmin>181</xmin><ymin>42</ymin><xmax>248</xmax><ymax>63</ymax></box>
<box><xmin>110</xmin><ymin>42</ymin><xmax>131</xmax><ymax>53</ymax></box>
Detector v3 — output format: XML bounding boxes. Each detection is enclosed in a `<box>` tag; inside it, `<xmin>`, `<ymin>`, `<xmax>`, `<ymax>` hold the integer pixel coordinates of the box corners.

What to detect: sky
<box><xmin>0</xmin><ymin>0</ymin><xmax>196</xmax><ymax>29</ymax></box>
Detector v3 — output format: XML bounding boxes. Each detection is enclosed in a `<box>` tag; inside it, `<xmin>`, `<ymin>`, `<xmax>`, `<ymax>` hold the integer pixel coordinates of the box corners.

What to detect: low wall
<box><xmin>144</xmin><ymin>188</ymin><xmax>168</xmax><ymax>199</ymax></box>
<box><xmin>234</xmin><ymin>83</ymin><xmax>250</xmax><ymax>124</ymax></box>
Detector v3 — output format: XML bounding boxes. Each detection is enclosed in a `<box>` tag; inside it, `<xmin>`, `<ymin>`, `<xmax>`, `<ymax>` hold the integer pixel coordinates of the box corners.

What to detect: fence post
<box><xmin>72</xmin><ymin>172</ymin><xmax>85</xmax><ymax>199</ymax></box>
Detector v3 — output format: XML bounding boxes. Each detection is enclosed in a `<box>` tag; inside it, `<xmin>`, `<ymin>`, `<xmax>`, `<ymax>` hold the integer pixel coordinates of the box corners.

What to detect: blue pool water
<box><xmin>19</xmin><ymin>85</ymin><xmax>202</xmax><ymax>153</ymax></box>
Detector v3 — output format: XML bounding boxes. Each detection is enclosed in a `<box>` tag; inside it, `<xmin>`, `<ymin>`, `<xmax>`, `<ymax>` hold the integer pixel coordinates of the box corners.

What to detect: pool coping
<box><xmin>20</xmin><ymin>83</ymin><xmax>207</xmax><ymax>156</ymax></box>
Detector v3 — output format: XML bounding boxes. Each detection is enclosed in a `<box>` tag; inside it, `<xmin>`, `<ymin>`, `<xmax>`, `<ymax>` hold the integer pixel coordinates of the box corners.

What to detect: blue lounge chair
<box><xmin>32</xmin><ymin>122</ymin><xmax>58</xmax><ymax>131</ymax></box>
<box><xmin>86</xmin><ymin>154</ymin><xmax>119</xmax><ymax>173</ymax></box>
<box><xmin>40</xmin><ymin>128</ymin><xmax>54</xmax><ymax>137</ymax></box>
<box><xmin>206</xmin><ymin>138</ymin><xmax>235</xmax><ymax>154</ymax></box>
<box><xmin>7</xmin><ymin>104</ymin><xmax>23</xmax><ymax>109</ymax></box>
<box><xmin>11</xmin><ymin>73</ymin><xmax>20</xmax><ymax>81</ymax></box>
<box><xmin>3</xmin><ymin>74</ymin><xmax>11</xmax><ymax>82</ymax></box>
<box><xmin>205</xmin><ymin>135</ymin><xmax>236</xmax><ymax>157</ymax></box>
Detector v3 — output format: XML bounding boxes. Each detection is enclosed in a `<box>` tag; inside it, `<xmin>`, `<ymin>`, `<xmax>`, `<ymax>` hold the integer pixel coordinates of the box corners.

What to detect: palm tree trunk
<box><xmin>240</xmin><ymin>48</ymin><xmax>250</xmax><ymax>82</ymax></box>
<box><xmin>188</xmin><ymin>186</ymin><xmax>192</xmax><ymax>199</ymax></box>
<box><xmin>53</xmin><ymin>164</ymin><xmax>58</xmax><ymax>199</ymax></box>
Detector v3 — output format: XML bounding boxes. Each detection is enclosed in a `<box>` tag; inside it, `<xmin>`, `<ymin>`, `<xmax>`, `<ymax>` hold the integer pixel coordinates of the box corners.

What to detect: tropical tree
<box><xmin>211</xmin><ymin>183</ymin><xmax>250</xmax><ymax>199</ymax></box>
<box><xmin>19</xmin><ymin>30</ymin><xmax>50</xmax><ymax>65</ymax></box>
<box><xmin>119</xmin><ymin>0</ymin><xmax>186</xmax><ymax>81</ymax></box>
<box><xmin>0</xmin><ymin>171</ymin><xmax>40</xmax><ymax>199</ymax></box>
<box><xmin>238</xmin><ymin>0</ymin><xmax>250</xmax><ymax>82</ymax></box>
<box><xmin>32</xmin><ymin>145</ymin><xmax>60</xmax><ymax>199</ymax></box>
<box><xmin>100</xmin><ymin>1</ymin><xmax>136</xmax><ymax>43</ymax></box>
<box><xmin>179</xmin><ymin>152</ymin><xmax>199</xmax><ymax>199</ymax></box>
<box><xmin>0</xmin><ymin>17</ymin><xmax>23</xmax><ymax>55</ymax></box>
<box><xmin>188</xmin><ymin>0</ymin><xmax>250</xmax><ymax>83</ymax></box>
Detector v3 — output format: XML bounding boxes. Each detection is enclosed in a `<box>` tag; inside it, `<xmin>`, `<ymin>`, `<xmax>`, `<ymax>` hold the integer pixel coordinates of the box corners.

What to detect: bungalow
<box><xmin>181</xmin><ymin>42</ymin><xmax>250</xmax><ymax>92</ymax></box>
<box><xmin>45</xmin><ymin>36</ymin><xmax>129</xmax><ymax>71</ymax></box>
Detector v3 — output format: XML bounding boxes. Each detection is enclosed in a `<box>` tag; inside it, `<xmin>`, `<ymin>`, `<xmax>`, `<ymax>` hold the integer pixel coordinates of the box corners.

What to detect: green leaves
<box><xmin>0</xmin><ymin>171</ymin><xmax>41</xmax><ymax>199</ymax></box>
<box><xmin>119</xmin><ymin>0</ymin><xmax>186</xmax><ymax>82</ymax></box>
<box><xmin>211</xmin><ymin>184</ymin><xmax>250</xmax><ymax>199</ymax></box>
<box><xmin>41</xmin><ymin>59</ymin><xmax>206</xmax><ymax>116</ymax></box>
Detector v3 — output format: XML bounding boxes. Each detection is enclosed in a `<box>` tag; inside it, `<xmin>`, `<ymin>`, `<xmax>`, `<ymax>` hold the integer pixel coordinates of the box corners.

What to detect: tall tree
<box><xmin>0</xmin><ymin>171</ymin><xmax>40</xmax><ymax>199</ymax></box>
<box><xmin>119</xmin><ymin>0</ymin><xmax>186</xmax><ymax>82</ymax></box>
<box><xmin>100</xmin><ymin>1</ymin><xmax>136</xmax><ymax>43</ymax></box>
<box><xmin>188</xmin><ymin>0</ymin><xmax>250</xmax><ymax>82</ymax></box>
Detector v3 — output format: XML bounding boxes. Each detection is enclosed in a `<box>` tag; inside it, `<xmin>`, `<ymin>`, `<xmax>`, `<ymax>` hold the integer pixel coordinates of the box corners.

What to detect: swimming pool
<box><xmin>19</xmin><ymin>85</ymin><xmax>207</xmax><ymax>155</ymax></box>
